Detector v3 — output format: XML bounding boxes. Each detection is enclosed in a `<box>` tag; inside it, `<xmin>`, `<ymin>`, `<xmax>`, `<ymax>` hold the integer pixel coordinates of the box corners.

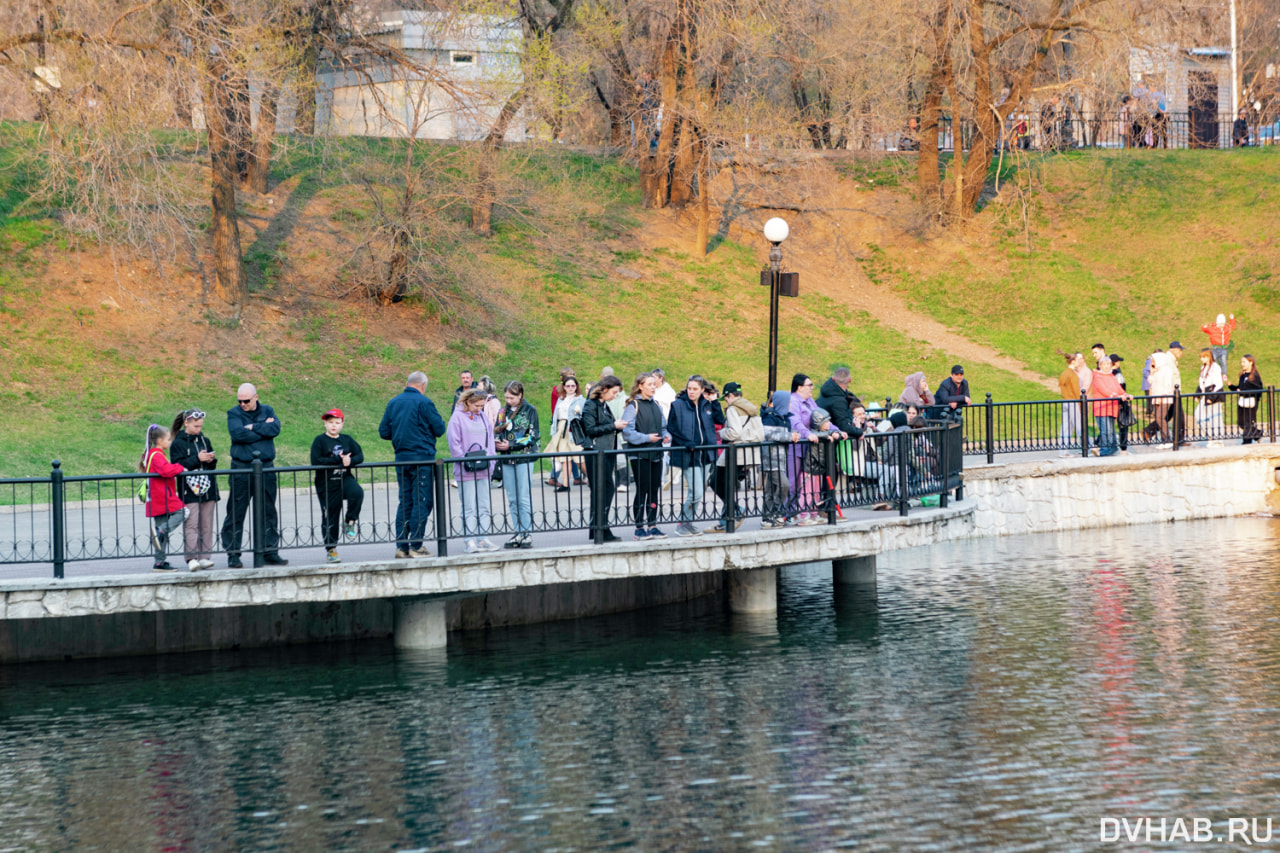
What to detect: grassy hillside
<box><xmin>862</xmin><ymin>148</ymin><xmax>1280</xmax><ymax>381</ymax></box>
<box><xmin>3</xmin><ymin>125</ymin><xmax>1273</xmax><ymax>477</ymax></box>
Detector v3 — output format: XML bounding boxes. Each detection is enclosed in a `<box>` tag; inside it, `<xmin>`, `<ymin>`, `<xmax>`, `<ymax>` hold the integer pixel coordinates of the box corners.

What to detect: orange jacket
<box><xmin>1201</xmin><ymin>318</ymin><xmax>1237</xmax><ymax>346</ymax></box>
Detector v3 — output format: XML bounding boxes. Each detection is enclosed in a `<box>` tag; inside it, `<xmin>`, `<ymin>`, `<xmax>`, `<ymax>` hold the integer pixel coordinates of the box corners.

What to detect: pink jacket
<box><xmin>1088</xmin><ymin>371</ymin><xmax>1125</xmax><ymax>417</ymax></box>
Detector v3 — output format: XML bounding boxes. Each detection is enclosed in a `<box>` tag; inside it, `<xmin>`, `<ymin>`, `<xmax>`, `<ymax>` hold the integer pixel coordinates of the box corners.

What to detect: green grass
<box><xmin>3</xmin><ymin>134</ymin><xmax>1272</xmax><ymax>478</ymax></box>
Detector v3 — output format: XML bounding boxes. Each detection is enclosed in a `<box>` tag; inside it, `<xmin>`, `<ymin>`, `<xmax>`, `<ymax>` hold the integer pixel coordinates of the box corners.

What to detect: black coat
<box><xmin>310</xmin><ymin>433</ymin><xmax>365</xmax><ymax>486</ymax></box>
<box><xmin>581</xmin><ymin>398</ymin><xmax>619</xmax><ymax>451</ymax></box>
<box><xmin>170</xmin><ymin>431</ymin><xmax>220</xmax><ymax>503</ymax></box>
<box><xmin>667</xmin><ymin>391</ymin><xmax>721</xmax><ymax>468</ymax></box>
<box><xmin>935</xmin><ymin>377</ymin><xmax>971</xmax><ymax>409</ymax></box>
<box><xmin>227</xmin><ymin>402</ymin><xmax>282</xmax><ymax>463</ymax></box>
<box><xmin>816</xmin><ymin>377</ymin><xmax>861</xmax><ymax>434</ymax></box>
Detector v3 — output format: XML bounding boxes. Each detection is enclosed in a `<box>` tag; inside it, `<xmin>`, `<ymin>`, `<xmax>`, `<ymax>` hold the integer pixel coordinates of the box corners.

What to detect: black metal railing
<box><xmin>959</xmin><ymin>385</ymin><xmax>1276</xmax><ymax>462</ymax></box>
<box><xmin>0</xmin><ymin>424</ymin><xmax>964</xmax><ymax>577</ymax></box>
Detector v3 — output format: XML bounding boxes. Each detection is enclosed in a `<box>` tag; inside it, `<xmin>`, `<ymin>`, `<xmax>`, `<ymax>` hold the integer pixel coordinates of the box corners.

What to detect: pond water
<box><xmin>3</xmin><ymin>517</ymin><xmax>1280</xmax><ymax>851</ymax></box>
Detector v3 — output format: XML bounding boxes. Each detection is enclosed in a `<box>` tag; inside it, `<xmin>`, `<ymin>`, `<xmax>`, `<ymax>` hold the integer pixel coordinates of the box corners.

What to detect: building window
<box><xmin>451</xmin><ymin>52</ymin><xmax>475</xmax><ymax>66</ymax></box>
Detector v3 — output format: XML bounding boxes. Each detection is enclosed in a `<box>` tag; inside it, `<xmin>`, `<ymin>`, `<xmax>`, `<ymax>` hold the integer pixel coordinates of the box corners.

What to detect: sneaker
<box><xmin>504</xmin><ymin>535</ymin><xmax>523</xmax><ymax>549</ymax></box>
<box><xmin>198</xmin><ymin>559</ymin><xmax>215</xmax><ymax>570</ymax></box>
<box><xmin>601</xmin><ymin>531</ymin><xmax>621</xmax><ymax>543</ymax></box>
<box><xmin>760</xmin><ymin>518</ymin><xmax>781</xmax><ymax>529</ymax></box>
<box><xmin>647</xmin><ymin>527</ymin><xmax>666</xmax><ymax>539</ymax></box>
<box><xmin>188</xmin><ymin>559</ymin><xmax>202</xmax><ymax>572</ymax></box>
<box><xmin>450</xmin><ymin>480</ymin><xmax>458</xmax><ymax>488</ymax></box>
<box><xmin>799</xmin><ymin>515</ymin><xmax>825</xmax><ymax>526</ymax></box>
<box><xmin>634</xmin><ymin>528</ymin><xmax>649</xmax><ymax>540</ymax></box>
<box><xmin>395</xmin><ymin>549</ymin><xmax>410</xmax><ymax>559</ymax></box>
<box><xmin>227</xmin><ymin>556</ymin><xmax>244</xmax><ymax>569</ymax></box>
<box><xmin>326</xmin><ymin>548</ymin><xmax>340</xmax><ymax>564</ymax></box>
<box><xmin>464</xmin><ymin>539</ymin><xmax>479</xmax><ymax>554</ymax></box>
<box><xmin>408</xmin><ymin>548</ymin><xmax>430</xmax><ymax>558</ymax></box>
<box><xmin>517</xmin><ymin>533</ymin><xmax>533</xmax><ymax>549</ymax></box>
<box><xmin>477</xmin><ymin>538</ymin><xmax>498</xmax><ymax>552</ymax></box>
<box><xmin>783</xmin><ymin>517</ymin><xmax>798</xmax><ymax>527</ymax></box>
<box><xmin>706</xmin><ymin>521</ymin><xmax>728</xmax><ymax>534</ymax></box>
<box><xmin>344</xmin><ymin>521</ymin><xmax>357</xmax><ymax>540</ymax></box>
<box><xmin>675</xmin><ymin>523</ymin><xmax>700</xmax><ymax>537</ymax></box>
<box><xmin>152</xmin><ymin>562</ymin><xmax>177</xmax><ymax>573</ymax></box>
<box><xmin>616</xmin><ymin>484</ymin><xmax>628</xmax><ymax>492</ymax></box>
<box><xmin>264</xmin><ymin>554</ymin><xmax>289</xmax><ymax>566</ymax></box>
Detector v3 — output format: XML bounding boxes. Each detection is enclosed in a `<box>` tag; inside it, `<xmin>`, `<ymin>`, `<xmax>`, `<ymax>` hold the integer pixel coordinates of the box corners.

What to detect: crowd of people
<box><xmin>1055</xmin><ymin>313</ymin><xmax>1263</xmax><ymax>457</ymax></box>
<box><xmin>135</xmin><ymin>364</ymin><xmax>974</xmax><ymax>571</ymax></box>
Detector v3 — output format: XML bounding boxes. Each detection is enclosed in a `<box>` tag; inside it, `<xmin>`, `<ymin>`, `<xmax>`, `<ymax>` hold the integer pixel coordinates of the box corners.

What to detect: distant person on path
<box><xmin>169</xmin><ymin>408</ymin><xmax>218</xmax><ymax>571</ymax></box>
<box><xmin>453</xmin><ymin>370</ymin><xmax>478</xmax><ymax>411</ymax></box>
<box><xmin>550</xmin><ymin>368</ymin><xmax>575</xmax><ymax>423</ymax></box>
<box><xmin>140</xmin><ymin>424</ymin><xmax>188</xmax><ymax>572</ymax></box>
<box><xmin>1089</xmin><ymin>356</ymin><xmax>1129</xmax><ymax>457</ymax></box>
<box><xmin>1058</xmin><ymin>353</ymin><xmax>1086</xmax><ymax>456</ymax></box>
<box><xmin>622</xmin><ymin>372</ymin><xmax>670</xmax><ymax>540</ymax></box>
<box><xmin>222</xmin><ymin>383</ymin><xmax>286</xmax><ymax>568</ymax></box>
<box><xmin>816</xmin><ymin>367</ymin><xmax>862</xmax><ymax>435</ymax></box>
<box><xmin>668</xmin><ymin>375</ymin><xmax>722</xmax><ymax>536</ymax></box>
<box><xmin>581</xmin><ymin>375</ymin><xmax>627</xmax><ymax>542</ymax></box>
<box><xmin>1201</xmin><ymin>313</ymin><xmax>1237</xmax><ymax>377</ymax></box>
<box><xmin>547</xmin><ymin>375</ymin><xmax>586</xmax><ymax>489</ymax></box>
<box><xmin>934</xmin><ymin>365</ymin><xmax>971</xmax><ymax>420</ymax></box>
<box><xmin>494</xmin><ymin>381</ymin><xmax>539</xmax><ymax>549</ymax></box>
<box><xmin>899</xmin><ymin>372</ymin><xmax>934</xmax><ymax>411</ymax></box>
<box><xmin>310</xmin><ymin>409</ymin><xmax>365</xmax><ymax>565</ymax></box>
<box><xmin>1194</xmin><ymin>348</ymin><xmax>1226</xmax><ymax>445</ymax></box>
<box><xmin>1231</xmin><ymin>355</ymin><xmax>1265</xmax><ymax>444</ymax></box>
<box><xmin>379</xmin><ymin>371</ymin><xmax>447</xmax><ymax>559</ymax></box>
<box><xmin>447</xmin><ymin>388</ymin><xmax>497</xmax><ymax>554</ymax></box>
<box><xmin>1233</xmin><ymin>110</ymin><xmax>1250</xmax><ymax>147</ymax></box>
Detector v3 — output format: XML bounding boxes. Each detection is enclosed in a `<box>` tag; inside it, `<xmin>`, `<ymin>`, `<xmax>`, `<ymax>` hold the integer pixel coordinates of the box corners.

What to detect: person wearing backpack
<box><xmin>707</xmin><ymin>383</ymin><xmax>789</xmax><ymax>533</ymax></box>
<box><xmin>448</xmin><ymin>388</ymin><xmax>498</xmax><ymax>553</ymax></box>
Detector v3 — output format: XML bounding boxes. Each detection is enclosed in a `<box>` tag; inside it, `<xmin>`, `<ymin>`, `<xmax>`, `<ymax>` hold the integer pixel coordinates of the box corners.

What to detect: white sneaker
<box><xmin>477</xmin><ymin>538</ymin><xmax>498</xmax><ymax>552</ymax></box>
<box><xmin>187</xmin><ymin>559</ymin><xmax>202</xmax><ymax>572</ymax></box>
<box><xmin>464</xmin><ymin>539</ymin><xmax>479</xmax><ymax>554</ymax></box>
<box><xmin>199</xmin><ymin>559</ymin><xmax>216</xmax><ymax>569</ymax></box>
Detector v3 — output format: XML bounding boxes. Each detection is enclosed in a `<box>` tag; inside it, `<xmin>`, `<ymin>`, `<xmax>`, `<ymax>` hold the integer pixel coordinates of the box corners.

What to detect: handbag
<box><xmin>1117</xmin><ymin>401</ymin><xmax>1137</xmax><ymax>428</ymax></box>
<box><xmin>462</xmin><ymin>443</ymin><xmax>490</xmax><ymax>473</ymax></box>
<box><xmin>1206</xmin><ymin>389</ymin><xmax>1226</xmax><ymax>406</ymax></box>
<box><xmin>569</xmin><ymin>415</ymin><xmax>590</xmax><ymax>449</ymax></box>
<box><xmin>1241</xmin><ymin>395</ymin><xmax>1257</xmax><ymax>409</ymax></box>
<box><xmin>187</xmin><ymin>473</ymin><xmax>212</xmax><ymax>496</ymax></box>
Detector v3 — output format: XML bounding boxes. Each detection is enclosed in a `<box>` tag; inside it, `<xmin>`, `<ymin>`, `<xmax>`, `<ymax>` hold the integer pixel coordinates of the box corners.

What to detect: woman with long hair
<box><xmin>1194</xmin><ymin>347</ymin><xmax>1225</xmax><ymax>445</ymax></box>
<box><xmin>622</xmin><ymin>372</ymin><xmax>669</xmax><ymax>539</ymax></box>
<box><xmin>582</xmin><ymin>375</ymin><xmax>627</xmax><ymax>542</ymax></box>
<box><xmin>667</xmin><ymin>374</ymin><xmax>721</xmax><ymax>536</ymax></box>
<box><xmin>169</xmin><ymin>408</ymin><xmax>219</xmax><ymax>571</ymax></box>
<box><xmin>1232</xmin><ymin>354</ymin><xmax>1265</xmax><ymax>444</ymax></box>
<box><xmin>494</xmin><ymin>381</ymin><xmax>539</xmax><ymax>549</ymax></box>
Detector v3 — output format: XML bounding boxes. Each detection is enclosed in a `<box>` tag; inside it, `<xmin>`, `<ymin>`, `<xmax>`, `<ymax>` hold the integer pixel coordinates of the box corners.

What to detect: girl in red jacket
<box><xmin>139</xmin><ymin>424</ymin><xmax>188</xmax><ymax>572</ymax></box>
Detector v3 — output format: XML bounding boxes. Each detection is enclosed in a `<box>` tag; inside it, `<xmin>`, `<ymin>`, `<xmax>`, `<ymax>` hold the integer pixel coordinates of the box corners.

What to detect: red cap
<box><xmin>322</xmin><ymin>408</ymin><xmax>344</xmax><ymax>420</ymax></box>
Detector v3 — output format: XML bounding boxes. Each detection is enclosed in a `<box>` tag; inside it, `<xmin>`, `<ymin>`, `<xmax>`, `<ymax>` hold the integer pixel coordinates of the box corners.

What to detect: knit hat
<box><xmin>811</xmin><ymin>407</ymin><xmax>832</xmax><ymax>429</ymax></box>
<box><xmin>889</xmin><ymin>410</ymin><xmax>908</xmax><ymax>429</ymax></box>
<box><xmin>1217</xmin><ymin>313</ymin><xmax>1226</xmax><ymax>325</ymax></box>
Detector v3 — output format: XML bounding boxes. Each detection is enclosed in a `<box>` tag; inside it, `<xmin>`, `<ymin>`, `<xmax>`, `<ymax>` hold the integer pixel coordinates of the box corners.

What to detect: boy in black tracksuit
<box><xmin>310</xmin><ymin>409</ymin><xmax>365</xmax><ymax>563</ymax></box>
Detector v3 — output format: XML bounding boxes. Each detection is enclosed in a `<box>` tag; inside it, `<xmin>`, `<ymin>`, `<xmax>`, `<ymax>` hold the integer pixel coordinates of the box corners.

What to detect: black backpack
<box><xmin>759</xmin><ymin>404</ymin><xmax>790</xmax><ymax>430</ymax></box>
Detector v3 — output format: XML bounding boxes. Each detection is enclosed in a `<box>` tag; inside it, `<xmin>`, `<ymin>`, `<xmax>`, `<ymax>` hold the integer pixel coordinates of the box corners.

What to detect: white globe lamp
<box><xmin>763</xmin><ymin>217</ymin><xmax>789</xmax><ymax>245</ymax></box>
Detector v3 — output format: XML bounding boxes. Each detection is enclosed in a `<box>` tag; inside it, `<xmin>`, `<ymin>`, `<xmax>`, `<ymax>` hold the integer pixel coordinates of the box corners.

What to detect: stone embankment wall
<box><xmin>963</xmin><ymin>446</ymin><xmax>1280</xmax><ymax>537</ymax></box>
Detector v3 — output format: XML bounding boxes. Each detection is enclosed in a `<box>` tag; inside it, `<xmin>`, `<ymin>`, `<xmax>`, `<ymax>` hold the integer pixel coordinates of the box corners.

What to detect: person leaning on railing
<box><xmin>1088</xmin><ymin>356</ymin><xmax>1130</xmax><ymax>457</ymax></box>
<box><xmin>378</xmin><ymin>371</ymin><xmax>447</xmax><ymax>559</ymax></box>
<box><xmin>1231</xmin><ymin>355</ymin><xmax>1265</xmax><ymax>445</ymax></box>
<box><xmin>667</xmin><ymin>375</ymin><xmax>723</xmax><ymax>537</ymax></box>
<box><xmin>580</xmin><ymin>374</ymin><xmax>627</xmax><ymax>543</ymax></box>
<box><xmin>310</xmin><ymin>408</ymin><xmax>365</xmax><ymax>564</ymax></box>
<box><xmin>168</xmin><ymin>408</ymin><xmax>218</xmax><ymax>571</ymax></box>
<box><xmin>223</xmin><ymin>383</ymin><xmax>287</xmax><ymax>568</ymax></box>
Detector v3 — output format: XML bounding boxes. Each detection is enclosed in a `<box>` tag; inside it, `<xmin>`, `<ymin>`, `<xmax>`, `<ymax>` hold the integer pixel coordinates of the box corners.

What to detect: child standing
<box><xmin>140</xmin><ymin>424</ymin><xmax>188</xmax><ymax>572</ymax></box>
<box><xmin>310</xmin><ymin>409</ymin><xmax>365</xmax><ymax>564</ymax></box>
<box><xmin>169</xmin><ymin>408</ymin><xmax>220</xmax><ymax>571</ymax></box>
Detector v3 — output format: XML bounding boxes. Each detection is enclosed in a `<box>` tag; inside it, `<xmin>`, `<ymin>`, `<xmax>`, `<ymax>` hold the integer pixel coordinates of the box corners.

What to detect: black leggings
<box><xmin>629</xmin><ymin>454</ymin><xmax>663</xmax><ymax>528</ymax></box>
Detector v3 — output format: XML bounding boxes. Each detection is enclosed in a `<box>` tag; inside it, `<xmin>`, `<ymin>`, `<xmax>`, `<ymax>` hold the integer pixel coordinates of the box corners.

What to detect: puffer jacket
<box><xmin>667</xmin><ymin>391</ymin><xmax>721</xmax><ymax>469</ymax></box>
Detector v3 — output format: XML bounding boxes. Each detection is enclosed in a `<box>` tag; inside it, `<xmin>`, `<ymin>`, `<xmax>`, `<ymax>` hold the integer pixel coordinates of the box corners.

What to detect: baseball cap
<box><xmin>722</xmin><ymin>382</ymin><xmax>742</xmax><ymax>396</ymax></box>
<box><xmin>1169</xmin><ymin>341</ymin><xmax>1184</xmax><ymax>351</ymax></box>
<box><xmin>322</xmin><ymin>408</ymin><xmax>344</xmax><ymax>420</ymax></box>
<box><xmin>950</xmin><ymin>364</ymin><xmax>964</xmax><ymax>374</ymax></box>
<box><xmin>1109</xmin><ymin>354</ymin><xmax>1124</xmax><ymax>363</ymax></box>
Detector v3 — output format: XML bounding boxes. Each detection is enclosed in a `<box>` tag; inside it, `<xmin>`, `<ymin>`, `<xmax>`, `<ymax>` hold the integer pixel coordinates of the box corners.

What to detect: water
<box><xmin>3</xmin><ymin>518</ymin><xmax>1280</xmax><ymax>851</ymax></box>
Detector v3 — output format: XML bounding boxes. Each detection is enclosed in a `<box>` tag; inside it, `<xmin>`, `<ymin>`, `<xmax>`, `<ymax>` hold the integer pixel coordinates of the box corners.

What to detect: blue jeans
<box><xmin>394</xmin><ymin>461</ymin><xmax>434</xmax><ymax>551</ymax></box>
<box><xmin>501</xmin><ymin>460</ymin><xmax>534</xmax><ymax>534</ymax></box>
<box><xmin>1097</xmin><ymin>415</ymin><xmax>1118</xmax><ymax>456</ymax></box>
<box><xmin>679</xmin><ymin>463</ymin><xmax>709</xmax><ymax>522</ymax></box>
<box><xmin>458</xmin><ymin>477</ymin><xmax>492</xmax><ymax>538</ymax></box>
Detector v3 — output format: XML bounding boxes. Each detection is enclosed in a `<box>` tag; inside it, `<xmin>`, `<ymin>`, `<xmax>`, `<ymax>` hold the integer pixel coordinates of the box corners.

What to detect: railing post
<box><xmin>1173</xmin><ymin>384</ymin><xmax>1181</xmax><ymax>450</ymax></box>
<box><xmin>250</xmin><ymin>451</ymin><xmax>265</xmax><ymax>568</ymax></box>
<box><xmin>434</xmin><ymin>459</ymin><xmax>449</xmax><ymax>557</ymax></box>
<box><xmin>984</xmin><ymin>393</ymin><xmax>994</xmax><ymax>464</ymax></box>
<box><xmin>51</xmin><ymin>460</ymin><xmax>64</xmax><ymax>580</ymax></box>
<box><xmin>897</xmin><ymin>431</ymin><xmax>910</xmax><ymax>517</ymax></box>
<box><xmin>824</xmin><ymin>438</ymin><xmax>838</xmax><ymax>525</ymax></box>
<box><xmin>938</xmin><ymin>427</ymin><xmax>950</xmax><ymax>509</ymax></box>
<box><xmin>1270</xmin><ymin>386</ymin><xmax>1277</xmax><ymax>444</ymax></box>
<box><xmin>725</xmin><ymin>443</ymin><xmax>739</xmax><ymax>533</ymax></box>
<box><xmin>1079</xmin><ymin>391</ymin><xmax>1090</xmax><ymax>458</ymax></box>
<box><xmin>593</xmin><ymin>446</ymin><xmax>606</xmax><ymax>544</ymax></box>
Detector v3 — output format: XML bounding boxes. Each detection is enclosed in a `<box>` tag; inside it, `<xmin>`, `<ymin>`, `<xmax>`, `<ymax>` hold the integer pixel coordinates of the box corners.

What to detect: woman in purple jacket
<box><xmin>447</xmin><ymin>388</ymin><xmax>497</xmax><ymax>553</ymax></box>
<box><xmin>788</xmin><ymin>374</ymin><xmax>822</xmax><ymax>524</ymax></box>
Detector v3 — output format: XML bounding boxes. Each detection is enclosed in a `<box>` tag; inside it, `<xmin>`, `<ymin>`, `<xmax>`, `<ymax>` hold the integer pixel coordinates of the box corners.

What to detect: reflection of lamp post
<box><xmin>761</xmin><ymin>217</ymin><xmax>799</xmax><ymax>399</ymax></box>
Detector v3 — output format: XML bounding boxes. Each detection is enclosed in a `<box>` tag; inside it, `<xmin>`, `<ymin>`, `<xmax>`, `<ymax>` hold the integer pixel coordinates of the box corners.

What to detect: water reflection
<box><xmin>2</xmin><ymin>518</ymin><xmax>1280</xmax><ymax>851</ymax></box>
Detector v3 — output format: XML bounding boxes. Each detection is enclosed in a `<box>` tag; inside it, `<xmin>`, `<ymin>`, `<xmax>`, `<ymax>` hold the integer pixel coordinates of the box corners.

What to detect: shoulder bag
<box><xmin>463</xmin><ymin>443</ymin><xmax>491</xmax><ymax>473</ymax></box>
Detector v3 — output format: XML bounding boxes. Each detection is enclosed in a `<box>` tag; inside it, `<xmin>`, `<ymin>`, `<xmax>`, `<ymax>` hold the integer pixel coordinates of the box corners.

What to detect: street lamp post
<box><xmin>761</xmin><ymin>217</ymin><xmax>799</xmax><ymax>399</ymax></box>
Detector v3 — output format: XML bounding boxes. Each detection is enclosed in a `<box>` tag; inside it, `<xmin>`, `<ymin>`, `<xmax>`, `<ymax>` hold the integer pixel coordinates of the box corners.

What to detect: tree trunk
<box><xmin>670</xmin><ymin>117</ymin><xmax>697</xmax><ymax>207</ymax></box>
<box><xmin>916</xmin><ymin>64</ymin><xmax>944</xmax><ymax>203</ymax></box>
<box><xmin>204</xmin><ymin>71</ymin><xmax>247</xmax><ymax>305</ymax></box>
<box><xmin>293</xmin><ymin>42</ymin><xmax>319</xmax><ymax>135</ymax></box>
<box><xmin>246</xmin><ymin>80</ymin><xmax>278</xmax><ymax>194</ymax></box>
<box><xmin>471</xmin><ymin>86</ymin><xmax>529</xmax><ymax>235</ymax></box>
<box><xmin>695</xmin><ymin>142</ymin><xmax>710</xmax><ymax>256</ymax></box>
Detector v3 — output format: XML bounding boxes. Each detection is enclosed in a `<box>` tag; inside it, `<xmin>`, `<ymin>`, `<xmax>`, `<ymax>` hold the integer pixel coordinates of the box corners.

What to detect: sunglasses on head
<box><xmin>184</xmin><ymin>409</ymin><xmax>206</xmax><ymax>420</ymax></box>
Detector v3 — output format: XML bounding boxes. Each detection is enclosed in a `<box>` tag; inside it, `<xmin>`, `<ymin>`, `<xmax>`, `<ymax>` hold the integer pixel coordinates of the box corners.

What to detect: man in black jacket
<box><xmin>379</xmin><ymin>371</ymin><xmax>447</xmax><ymax>558</ymax></box>
<box><xmin>221</xmin><ymin>383</ymin><xmax>287</xmax><ymax>567</ymax></box>
<box><xmin>815</xmin><ymin>368</ymin><xmax>862</xmax><ymax>435</ymax></box>
<box><xmin>935</xmin><ymin>365</ymin><xmax>972</xmax><ymax>420</ymax></box>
